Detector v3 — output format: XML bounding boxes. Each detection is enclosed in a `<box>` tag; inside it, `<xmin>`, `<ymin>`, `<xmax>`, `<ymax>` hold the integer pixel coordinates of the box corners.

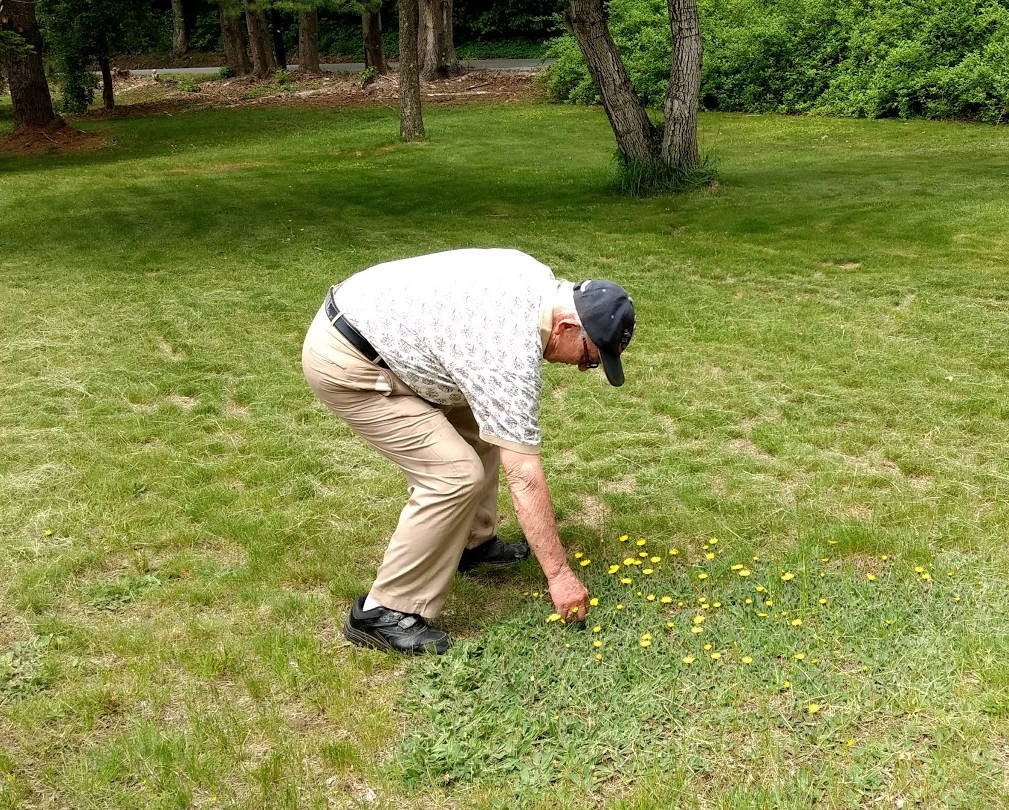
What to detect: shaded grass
<box><xmin>2</xmin><ymin>101</ymin><xmax>1009</xmax><ymax>808</ymax></box>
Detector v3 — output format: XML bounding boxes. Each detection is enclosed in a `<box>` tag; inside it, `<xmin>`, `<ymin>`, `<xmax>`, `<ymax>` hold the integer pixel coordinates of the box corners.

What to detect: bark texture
<box><xmin>361</xmin><ymin>7</ymin><xmax>387</xmax><ymax>73</ymax></box>
<box><xmin>564</xmin><ymin>0</ymin><xmax>658</xmax><ymax>162</ymax></box>
<box><xmin>661</xmin><ymin>0</ymin><xmax>702</xmax><ymax>167</ymax></box>
<box><xmin>172</xmin><ymin>0</ymin><xmax>188</xmax><ymax>57</ymax></box>
<box><xmin>298</xmin><ymin>9</ymin><xmax>320</xmax><ymax>74</ymax></box>
<box><xmin>418</xmin><ymin>0</ymin><xmax>458</xmax><ymax>79</ymax></box>
<box><xmin>245</xmin><ymin>3</ymin><xmax>276</xmax><ymax>78</ymax></box>
<box><xmin>220</xmin><ymin>7</ymin><xmax>252</xmax><ymax>76</ymax></box>
<box><xmin>1</xmin><ymin>0</ymin><xmax>59</xmax><ymax>130</ymax></box>
<box><xmin>99</xmin><ymin>53</ymin><xmax>114</xmax><ymax>109</ymax></box>
<box><xmin>398</xmin><ymin>0</ymin><xmax>425</xmax><ymax>140</ymax></box>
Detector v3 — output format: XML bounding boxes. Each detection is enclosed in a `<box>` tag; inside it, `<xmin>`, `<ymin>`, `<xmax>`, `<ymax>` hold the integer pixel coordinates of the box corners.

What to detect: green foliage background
<box><xmin>544</xmin><ymin>0</ymin><xmax>1009</xmax><ymax>123</ymax></box>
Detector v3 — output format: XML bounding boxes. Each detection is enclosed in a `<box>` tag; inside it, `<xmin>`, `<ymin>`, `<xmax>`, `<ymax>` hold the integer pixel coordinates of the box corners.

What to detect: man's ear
<box><xmin>557</xmin><ymin>318</ymin><xmax>581</xmax><ymax>335</ymax></box>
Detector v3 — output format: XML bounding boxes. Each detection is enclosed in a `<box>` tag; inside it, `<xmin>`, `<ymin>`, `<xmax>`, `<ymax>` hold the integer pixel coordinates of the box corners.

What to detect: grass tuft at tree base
<box><xmin>614</xmin><ymin>150</ymin><xmax>717</xmax><ymax>196</ymax></box>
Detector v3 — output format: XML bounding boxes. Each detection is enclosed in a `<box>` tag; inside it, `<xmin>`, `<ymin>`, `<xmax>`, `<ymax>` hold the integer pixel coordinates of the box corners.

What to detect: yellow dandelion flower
<box><xmin>574</xmin><ymin>552</ymin><xmax>583</xmax><ymax>559</ymax></box>
<box><xmin>621</xmin><ymin>577</ymin><xmax>633</xmax><ymax>585</ymax></box>
<box><xmin>44</xmin><ymin>529</ymin><xmax>53</xmax><ymax>537</ymax></box>
<box><xmin>820</xmin><ymin>557</ymin><xmax>829</xmax><ymax>563</ymax></box>
<box><xmin>619</xmin><ymin>534</ymin><xmax>629</xmax><ymax>542</ymax></box>
<box><xmin>861</xmin><ymin>665</ymin><xmax>869</xmax><ymax>672</ymax></box>
<box><xmin>782</xmin><ymin>680</ymin><xmax>792</xmax><ymax>689</ymax></box>
<box><xmin>885</xmin><ymin>619</ymin><xmax>893</xmax><ymax>625</ymax></box>
<box><xmin>866</xmin><ymin>574</ymin><xmax>877</xmax><ymax>582</ymax></box>
<box><xmin>752</xmin><ymin>554</ymin><xmax>760</xmax><ymax>561</ymax></box>
<box><xmin>819</xmin><ymin>572</ymin><xmax>825</xmax><ymax>578</ymax></box>
<box><xmin>920</xmin><ymin>572</ymin><xmax>931</xmax><ymax>581</ymax></box>
<box><xmin>846</xmin><ymin>738</ymin><xmax>855</xmax><ymax>747</ymax></box>
<box><xmin>580</xmin><ymin>559</ymin><xmax>591</xmax><ymax>566</ymax></box>
<box><xmin>669</xmin><ymin>548</ymin><xmax>679</xmax><ymax>556</ymax></box>
<box><xmin>532</xmin><ymin>592</ymin><xmax>540</xmax><ymax>597</ymax></box>
<box><xmin>914</xmin><ymin>565</ymin><xmax>924</xmax><ymax>573</ymax></box>
<box><xmin>756</xmin><ymin>586</ymin><xmax>766</xmax><ymax>593</ymax></box>
<box><xmin>811</xmin><ymin>658</ymin><xmax>819</xmax><ymax>664</ymax></box>
<box><xmin>818</xmin><ymin>597</ymin><xmax>827</xmax><ymax>605</ymax></box>
<box><xmin>589</xmin><ymin>597</ymin><xmax>599</xmax><ymax>606</ymax></box>
<box><xmin>677</xmin><ymin>601</ymin><xmax>685</xmax><ymax>607</ymax></box>
<box><xmin>708</xmin><ymin>537</ymin><xmax>719</xmax><ymax>545</ymax></box>
<box><xmin>745</xmin><ymin>597</ymin><xmax>753</xmax><ymax>605</ymax></box>
<box><xmin>593</xmin><ymin>640</ymin><xmax>602</xmax><ymax>648</ymax></box>
<box><xmin>739</xmin><ymin>569</ymin><xmax>751</xmax><ymax>577</ymax></box>
<box><xmin>765</xmin><ymin>599</ymin><xmax>773</xmax><ymax>606</ymax></box>
<box><xmin>880</xmin><ymin>555</ymin><xmax>888</xmax><ymax>561</ymax></box>
<box><xmin>592</xmin><ymin>625</ymin><xmax>601</xmax><ymax>633</ymax></box>
<box><xmin>641</xmin><ymin>633</ymin><xmax>652</xmax><ymax>641</ymax></box>
<box><xmin>954</xmin><ymin>595</ymin><xmax>961</xmax><ymax>602</ymax></box>
<box><xmin>710</xmin><ymin>652</ymin><xmax>722</xmax><ymax>660</ymax></box>
<box><xmin>705</xmin><ymin>552</ymin><xmax>717</xmax><ymax>562</ymax></box>
<box><xmin>608</xmin><ymin>565</ymin><xmax>621</xmax><ymax>574</ymax></box>
<box><xmin>646</xmin><ymin>594</ymin><xmax>656</xmax><ymax>601</ymax></box>
<box><xmin>639</xmin><ymin>639</ymin><xmax>651</xmax><ymax>648</ymax></box>
<box><xmin>757</xmin><ymin>612</ymin><xmax>768</xmax><ymax>618</ymax></box>
<box><xmin>791</xmin><ymin>618</ymin><xmax>803</xmax><ymax>627</ymax></box>
<box><xmin>693</xmin><ymin>615</ymin><xmax>706</xmax><ymax>625</ymax></box>
<box><xmin>569</xmin><ymin>606</ymin><xmax>579</xmax><ymax>613</ymax></box>
<box><xmin>697</xmin><ymin>573</ymin><xmax>709</xmax><ymax>581</ymax></box>
<box><xmin>623</xmin><ymin>558</ymin><xmax>636</xmax><ymax>566</ymax></box>
<box><xmin>807</xmin><ymin>704</ymin><xmax>821</xmax><ymax>714</ymax></box>
<box><xmin>703</xmin><ymin>643</ymin><xmax>712</xmax><ymax>651</ymax></box>
<box><xmin>731</xmin><ymin>564</ymin><xmax>744</xmax><ymax>571</ymax></box>
<box><xmin>713</xmin><ymin>602</ymin><xmax>722</xmax><ymax>608</ymax></box>
<box><xmin>636</xmin><ymin>591</ymin><xmax>643</xmax><ymax>596</ymax></box>
<box><xmin>547</xmin><ymin>614</ymin><xmax>561</xmax><ymax>622</ymax></box>
<box><xmin>690</xmin><ymin>627</ymin><xmax>703</xmax><ymax>636</ymax></box>
<box><xmin>781</xmin><ymin>572</ymin><xmax>795</xmax><ymax>582</ymax></box>
<box><xmin>682</xmin><ymin>655</ymin><xmax>695</xmax><ymax>664</ymax></box>
<box><xmin>828</xmin><ymin>540</ymin><xmax>837</xmax><ymax>545</ymax></box>
<box><xmin>794</xmin><ymin>652</ymin><xmax>805</xmax><ymax>660</ymax></box>
<box><xmin>741</xmin><ymin>655</ymin><xmax>753</xmax><ymax>664</ymax></box>
<box><xmin>638</xmin><ymin>552</ymin><xmax>648</xmax><ymax>558</ymax></box>
<box><xmin>595</xmin><ymin>653</ymin><xmax>603</xmax><ymax>661</ymax></box>
<box><xmin>616</xmin><ymin>604</ymin><xmax>624</xmax><ymax>610</ymax></box>
<box><xmin>650</xmin><ymin>556</ymin><xmax>661</xmax><ymax>563</ymax></box>
<box><xmin>636</xmin><ymin>539</ymin><xmax>647</xmax><ymax>546</ymax></box>
<box><xmin>666</xmin><ymin>621</ymin><xmax>675</xmax><ymax>628</ymax></box>
<box><xmin>660</xmin><ymin>596</ymin><xmax>673</xmax><ymax>604</ymax></box>
<box><xmin>643</xmin><ymin>568</ymin><xmax>654</xmax><ymax>575</ymax></box>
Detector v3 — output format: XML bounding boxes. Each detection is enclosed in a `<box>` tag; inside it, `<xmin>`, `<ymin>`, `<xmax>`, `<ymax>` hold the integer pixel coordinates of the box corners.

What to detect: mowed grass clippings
<box><xmin>1</xmin><ymin>100</ymin><xmax>1009</xmax><ymax>809</ymax></box>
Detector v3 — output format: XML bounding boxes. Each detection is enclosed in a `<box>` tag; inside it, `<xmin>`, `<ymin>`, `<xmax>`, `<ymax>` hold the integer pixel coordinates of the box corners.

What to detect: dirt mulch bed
<box><xmin>81</xmin><ymin>69</ymin><xmax>544</xmax><ymax>122</ymax></box>
<box><xmin>0</xmin><ymin>118</ymin><xmax>106</xmax><ymax>154</ymax></box>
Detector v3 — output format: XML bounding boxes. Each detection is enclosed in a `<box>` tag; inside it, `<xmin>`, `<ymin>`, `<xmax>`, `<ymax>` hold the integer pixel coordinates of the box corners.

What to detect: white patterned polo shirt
<box><xmin>332</xmin><ymin>248</ymin><xmax>558</xmax><ymax>454</ymax></box>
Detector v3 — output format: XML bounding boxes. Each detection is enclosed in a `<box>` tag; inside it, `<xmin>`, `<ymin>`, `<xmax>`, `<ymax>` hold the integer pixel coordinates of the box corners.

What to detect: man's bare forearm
<box><xmin>500</xmin><ymin>450</ymin><xmax>567</xmax><ymax>579</ymax></box>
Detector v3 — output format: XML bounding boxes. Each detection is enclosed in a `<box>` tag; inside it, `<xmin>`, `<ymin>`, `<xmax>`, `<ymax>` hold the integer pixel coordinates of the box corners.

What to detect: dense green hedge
<box><xmin>544</xmin><ymin>0</ymin><xmax>1009</xmax><ymax>122</ymax></box>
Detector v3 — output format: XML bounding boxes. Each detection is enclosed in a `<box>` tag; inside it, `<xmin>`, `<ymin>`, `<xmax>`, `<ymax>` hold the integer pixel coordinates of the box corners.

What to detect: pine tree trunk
<box><xmin>418</xmin><ymin>0</ymin><xmax>458</xmax><ymax>79</ymax></box>
<box><xmin>220</xmin><ymin>6</ymin><xmax>252</xmax><ymax>76</ymax></box>
<box><xmin>270</xmin><ymin>9</ymin><xmax>286</xmax><ymax>70</ymax></box>
<box><xmin>361</xmin><ymin>8</ymin><xmax>387</xmax><ymax>73</ymax></box>
<box><xmin>661</xmin><ymin>0</ymin><xmax>702</xmax><ymax>168</ymax></box>
<box><xmin>1</xmin><ymin>0</ymin><xmax>60</xmax><ymax>130</ymax></box>
<box><xmin>172</xmin><ymin>0</ymin><xmax>188</xmax><ymax>58</ymax></box>
<box><xmin>99</xmin><ymin>53</ymin><xmax>115</xmax><ymax>109</ymax></box>
<box><xmin>398</xmin><ymin>0</ymin><xmax>425</xmax><ymax>141</ymax></box>
<box><xmin>298</xmin><ymin>9</ymin><xmax>320</xmax><ymax>73</ymax></box>
<box><xmin>564</xmin><ymin>0</ymin><xmax>658</xmax><ymax>163</ymax></box>
<box><xmin>245</xmin><ymin>3</ymin><xmax>276</xmax><ymax>78</ymax></box>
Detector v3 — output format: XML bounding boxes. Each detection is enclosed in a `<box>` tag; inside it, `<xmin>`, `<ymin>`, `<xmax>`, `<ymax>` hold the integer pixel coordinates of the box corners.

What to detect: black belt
<box><xmin>324</xmin><ymin>290</ymin><xmax>388</xmax><ymax>369</ymax></box>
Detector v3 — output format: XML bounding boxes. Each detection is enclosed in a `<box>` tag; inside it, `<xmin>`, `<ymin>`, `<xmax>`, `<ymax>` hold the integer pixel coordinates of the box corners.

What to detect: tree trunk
<box><xmin>245</xmin><ymin>3</ymin><xmax>276</xmax><ymax>78</ymax></box>
<box><xmin>418</xmin><ymin>0</ymin><xmax>458</xmax><ymax>79</ymax></box>
<box><xmin>563</xmin><ymin>0</ymin><xmax>658</xmax><ymax>162</ymax></box>
<box><xmin>1</xmin><ymin>0</ymin><xmax>60</xmax><ymax>130</ymax></box>
<box><xmin>270</xmin><ymin>9</ymin><xmax>286</xmax><ymax>70</ymax></box>
<box><xmin>98</xmin><ymin>53</ymin><xmax>115</xmax><ymax>109</ymax></box>
<box><xmin>298</xmin><ymin>9</ymin><xmax>320</xmax><ymax>73</ymax></box>
<box><xmin>361</xmin><ymin>7</ymin><xmax>387</xmax><ymax>73</ymax></box>
<box><xmin>172</xmin><ymin>0</ymin><xmax>188</xmax><ymax>58</ymax></box>
<box><xmin>220</xmin><ymin>6</ymin><xmax>252</xmax><ymax>76</ymax></box>
<box><xmin>398</xmin><ymin>0</ymin><xmax>425</xmax><ymax>141</ymax></box>
<box><xmin>661</xmin><ymin>0</ymin><xmax>702</xmax><ymax>168</ymax></box>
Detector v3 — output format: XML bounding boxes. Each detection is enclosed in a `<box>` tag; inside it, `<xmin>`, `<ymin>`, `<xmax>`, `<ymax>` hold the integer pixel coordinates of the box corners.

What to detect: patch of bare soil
<box><xmin>82</xmin><ymin>69</ymin><xmax>544</xmax><ymax>122</ymax></box>
<box><xmin>0</xmin><ymin>118</ymin><xmax>106</xmax><ymax>154</ymax></box>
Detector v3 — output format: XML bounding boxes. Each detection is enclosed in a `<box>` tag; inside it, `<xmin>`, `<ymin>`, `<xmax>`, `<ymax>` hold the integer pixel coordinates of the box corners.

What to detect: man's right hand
<box><xmin>549</xmin><ymin>566</ymin><xmax>590</xmax><ymax>620</ymax></box>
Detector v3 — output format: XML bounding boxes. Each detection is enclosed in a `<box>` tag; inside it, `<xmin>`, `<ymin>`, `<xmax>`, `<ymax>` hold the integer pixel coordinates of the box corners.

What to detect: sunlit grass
<box><xmin>2</xmin><ymin>100</ymin><xmax>1009</xmax><ymax>808</ymax></box>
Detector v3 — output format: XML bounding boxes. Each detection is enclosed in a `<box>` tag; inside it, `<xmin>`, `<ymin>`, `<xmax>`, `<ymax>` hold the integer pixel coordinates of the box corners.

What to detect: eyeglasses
<box><xmin>580</xmin><ymin>334</ymin><xmax>599</xmax><ymax>369</ymax></box>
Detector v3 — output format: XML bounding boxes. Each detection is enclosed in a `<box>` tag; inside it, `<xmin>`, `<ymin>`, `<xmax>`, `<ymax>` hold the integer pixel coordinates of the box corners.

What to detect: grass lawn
<box><xmin>2</xmin><ymin>99</ymin><xmax>1009</xmax><ymax>809</ymax></box>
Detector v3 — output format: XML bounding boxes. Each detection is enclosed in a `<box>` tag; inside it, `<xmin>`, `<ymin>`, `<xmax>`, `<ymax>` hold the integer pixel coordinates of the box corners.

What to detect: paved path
<box><xmin>129</xmin><ymin>58</ymin><xmax>549</xmax><ymax>77</ymax></box>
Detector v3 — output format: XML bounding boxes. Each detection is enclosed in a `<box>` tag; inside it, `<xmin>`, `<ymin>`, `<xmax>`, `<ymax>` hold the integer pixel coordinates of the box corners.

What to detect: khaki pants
<box><xmin>301</xmin><ymin>305</ymin><xmax>500</xmax><ymax>619</ymax></box>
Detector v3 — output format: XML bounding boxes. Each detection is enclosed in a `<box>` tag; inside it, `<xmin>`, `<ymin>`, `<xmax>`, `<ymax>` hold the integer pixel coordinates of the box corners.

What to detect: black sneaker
<box><xmin>458</xmin><ymin>536</ymin><xmax>531</xmax><ymax>573</ymax></box>
<box><xmin>342</xmin><ymin>596</ymin><xmax>452</xmax><ymax>655</ymax></box>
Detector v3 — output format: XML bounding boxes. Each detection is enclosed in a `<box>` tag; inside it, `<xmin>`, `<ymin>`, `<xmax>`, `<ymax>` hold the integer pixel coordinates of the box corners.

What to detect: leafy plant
<box><xmin>217</xmin><ymin>65</ymin><xmax>235</xmax><ymax>79</ymax></box>
<box><xmin>176</xmin><ymin>74</ymin><xmax>201</xmax><ymax>93</ymax></box>
<box><xmin>360</xmin><ymin>65</ymin><xmax>379</xmax><ymax>87</ymax></box>
<box><xmin>274</xmin><ymin>68</ymin><xmax>293</xmax><ymax>86</ymax></box>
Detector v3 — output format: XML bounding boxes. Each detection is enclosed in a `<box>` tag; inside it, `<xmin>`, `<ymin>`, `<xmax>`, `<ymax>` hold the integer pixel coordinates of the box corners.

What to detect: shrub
<box><xmin>274</xmin><ymin>68</ymin><xmax>293</xmax><ymax>86</ymax></box>
<box><xmin>217</xmin><ymin>65</ymin><xmax>235</xmax><ymax>79</ymax></box>
<box><xmin>543</xmin><ymin>0</ymin><xmax>1009</xmax><ymax>123</ymax></box>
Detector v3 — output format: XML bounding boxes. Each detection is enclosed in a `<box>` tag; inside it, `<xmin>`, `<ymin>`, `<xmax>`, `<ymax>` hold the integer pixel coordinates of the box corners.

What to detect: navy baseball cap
<box><xmin>573</xmin><ymin>280</ymin><xmax>635</xmax><ymax>386</ymax></box>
